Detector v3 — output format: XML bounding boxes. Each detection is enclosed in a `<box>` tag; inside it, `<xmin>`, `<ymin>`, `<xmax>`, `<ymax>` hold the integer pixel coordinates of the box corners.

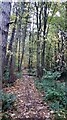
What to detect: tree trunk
<box><xmin>54</xmin><ymin>41</ymin><xmax>57</xmax><ymax>69</ymax></box>
<box><xmin>9</xmin><ymin>54</ymin><xmax>16</xmax><ymax>83</ymax></box>
<box><xmin>28</xmin><ymin>29</ymin><xmax>32</xmax><ymax>72</ymax></box>
<box><xmin>19</xmin><ymin>25</ymin><xmax>27</xmax><ymax>70</ymax></box>
<box><xmin>0</xmin><ymin>2</ymin><xmax>11</xmax><ymax>73</ymax></box>
<box><xmin>0</xmin><ymin>13</ymin><xmax>2</xmax><ymax>114</ymax></box>
<box><xmin>17</xmin><ymin>3</ymin><xmax>25</xmax><ymax>71</ymax></box>
<box><xmin>6</xmin><ymin>15</ymin><xmax>17</xmax><ymax>65</ymax></box>
<box><xmin>35</xmin><ymin>3</ymin><xmax>41</xmax><ymax>77</ymax></box>
<box><xmin>18</xmin><ymin>19</ymin><xmax>21</xmax><ymax>72</ymax></box>
<box><xmin>65</xmin><ymin>2</ymin><xmax>67</xmax><ymax>110</ymax></box>
<box><xmin>46</xmin><ymin>44</ymin><xmax>51</xmax><ymax>70</ymax></box>
<box><xmin>41</xmin><ymin>3</ymin><xmax>47</xmax><ymax>76</ymax></box>
<box><xmin>61</xmin><ymin>32</ymin><xmax>64</xmax><ymax>71</ymax></box>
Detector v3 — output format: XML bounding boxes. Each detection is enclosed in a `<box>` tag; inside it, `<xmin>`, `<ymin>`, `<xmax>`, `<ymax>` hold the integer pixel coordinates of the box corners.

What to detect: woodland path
<box><xmin>3</xmin><ymin>70</ymin><xmax>53</xmax><ymax>120</ymax></box>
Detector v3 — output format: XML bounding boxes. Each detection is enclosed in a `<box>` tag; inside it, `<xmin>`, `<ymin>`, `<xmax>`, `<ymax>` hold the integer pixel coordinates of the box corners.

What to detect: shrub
<box><xmin>42</xmin><ymin>70</ymin><xmax>61</xmax><ymax>80</ymax></box>
<box><xmin>15</xmin><ymin>71</ymin><xmax>22</xmax><ymax>78</ymax></box>
<box><xmin>0</xmin><ymin>91</ymin><xmax>16</xmax><ymax>111</ymax></box>
<box><xmin>34</xmin><ymin>70</ymin><xmax>66</xmax><ymax>119</ymax></box>
<box><xmin>1</xmin><ymin>113</ymin><xmax>12</xmax><ymax>120</ymax></box>
<box><xmin>3</xmin><ymin>66</ymin><xmax>9</xmax><ymax>81</ymax></box>
<box><xmin>54</xmin><ymin>109</ymin><xmax>67</xmax><ymax>120</ymax></box>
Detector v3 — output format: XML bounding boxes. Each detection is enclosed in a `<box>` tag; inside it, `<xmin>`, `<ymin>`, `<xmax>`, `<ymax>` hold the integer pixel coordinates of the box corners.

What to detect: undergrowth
<box><xmin>0</xmin><ymin>91</ymin><xmax>16</xmax><ymax>112</ymax></box>
<box><xmin>0</xmin><ymin>91</ymin><xmax>16</xmax><ymax>120</ymax></box>
<box><xmin>3</xmin><ymin>65</ymin><xmax>22</xmax><ymax>84</ymax></box>
<box><xmin>35</xmin><ymin>70</ymin><xmax>67</xmax><ymax>120</ymax></box>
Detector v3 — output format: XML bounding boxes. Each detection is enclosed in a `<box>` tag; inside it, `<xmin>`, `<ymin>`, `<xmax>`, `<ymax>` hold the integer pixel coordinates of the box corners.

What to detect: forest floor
<box><xmin>3</xmin><ymin>70</ymin><xmax>54</xmax><ymax>120</ymax></box>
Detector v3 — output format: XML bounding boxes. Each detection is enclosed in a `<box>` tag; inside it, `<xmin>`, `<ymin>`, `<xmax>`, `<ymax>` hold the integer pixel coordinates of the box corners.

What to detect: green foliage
<box><xmin>35</xmin><ymin>70</ymin><xmax>67</xmax><ymax>119</ymax></box>
<box><xmin>0</xmin><ymin>91</ymin><xmax>16</xmax><ymax>111</ymax></box>
<box><xmin>15</xmin><ymin>71</ymin><xmax>22</xmax><ymax>78</ymax></box>
<box><xmin>1</xmin><ymin>113</ymin><xmax>12</xmax><ymax>120</ymax></box>
<box><xmin>42</xmin><ymin>70</ymin><xmax>61</xmax><ymax>80</ymax></box>
<box><xmin>54</xmin><ymin>109</ymin><xmax>67</xmax><ymax>120</ymax></box>
<box><xmin>3</xmin><ymin>66</ymin><xmax>9</xmax><ymax>81</ymax></box>
<box><xmin>27</xmin><ymin>68</ymin><xmax>36</xmax><ymax>76</ymax></box>
<box><xmin>14</xmin><ymin>63</ymin><xmax>22</xmax><ymax>78</ymax></box>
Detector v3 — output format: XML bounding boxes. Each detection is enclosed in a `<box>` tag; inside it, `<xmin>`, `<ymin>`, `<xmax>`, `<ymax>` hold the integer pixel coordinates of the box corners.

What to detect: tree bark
<box><xmin>0</xmin><ymin>2</ymin><xmax>11</xmax><ymax>73</ymax></box>
<box><xmin>41</xmin><ymin>3</ymin><xmax>47</xmax><ymax>77</ymax></box>
<box><xmin>60</xmin><ymin>31</ymin><xmax>64</xmax><ymax>71</ymax></box>
<box><xmin>65</xmin><ymin>2</ymin><xmax>67</xmax><ymax>110</ymax></box>
<box><xmin>35</xmin><ymin>3</ymin><xmax>41</xmax><ymax>77</ymax></box>
<box><xmin>18</xmin><ymin>18</ymin><xmax>21</xmax><ymax>71</ymax></box>
<box><xmin>6</xmin><ymin>15</ymin><xmax>17</xmax><ymax>65</ymax></box>
<box><xmin>0</xmin><ymin>11</ymin><xmax>2</xmax><ymax>114</ymax></box>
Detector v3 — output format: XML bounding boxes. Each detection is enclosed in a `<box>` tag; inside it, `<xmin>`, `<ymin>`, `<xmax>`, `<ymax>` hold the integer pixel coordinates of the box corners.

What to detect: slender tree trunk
<box><xmin>9</xmin><ymin>54</ymin><xmax>16</xmax><ymax>83</ymax></box>
<box><xmin>51</xmin><ymin>50</ymin><xmax>53</xmax><ymax>69</ymax></box>
<box><xmin>28</xmin><ymin>28</ymin><xmax>32</xmax><ymax>72</ymax></box>
<box><xmin>17</xmin><ymin>3</ymin><xmax>25</xmax><ymax>71</ymax></box>
<box><xmin>7</xmin><ymin>4</ymin><xmax>18</xmax><ymax>82</ymax></box>
<box><xmin>54</xmin><ymin>41</ymin><xmax>57</xmax><ymax>68</ymax></box>
<box><xmin>19</xmin><ymin>25</ymin><xmax>27</xmax><ymax>70</ymax></box>
<box><xmin>31</xmin><ymin>14</ymin><xmax>34</xmax><ymax>68</ymax></box>
<box><xmin>36</xmin><ymin>3</ymin><xmax>41</xmax><ymax>77</ymax></box>
<box><xmin>0</xmin><ymin>13</ymin><xmax>2</xmax><ymax>115</ymax></box>
<box><xmin>18</xmin><ymin>22</ymin><xmax>21</xmax><ymax>71</ymax></box>
<box><xmin>58</xmin><ymin>37</ymin><xmax>60</xmax><ymax>53</ymax></box>
<box><xmin>15</xmin><ymin>37</ymin><xmax>18</xmax><ymax>66</ymax></box>
<box><xmin>46</xmin><ymin>44</ymin><xmax>51</xmax><ymax>70</ymax></box>
<box><xmin>65</xmin><ymin>2</ymin><xmax>67</xmax><ymax>110</ymax></box>
<box><xmin>61</xmin><ymin>32</ymin><xmax>64</xmax><ymax>71</ymax></box>
<box><xmin>6</xmin><ymin>16</ymin><xmax>17</xmax><ymax>64</ymax></box>
<box><xmin>8</xmin><ymin>17</ymin><xmax>17</xmax><ymax>82</ymax></box>
<box><xmin>41</xmin><ymin>3</ymin><xmax>47</xmax><ymax>76</ymax></box>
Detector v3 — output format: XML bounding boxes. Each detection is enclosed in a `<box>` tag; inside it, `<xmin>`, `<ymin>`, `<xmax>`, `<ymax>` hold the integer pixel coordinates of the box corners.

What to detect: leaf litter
<box><xmin>3</xmin><ymin>70</ymin><xmax>54</xmax><ymax>120</ymax></box>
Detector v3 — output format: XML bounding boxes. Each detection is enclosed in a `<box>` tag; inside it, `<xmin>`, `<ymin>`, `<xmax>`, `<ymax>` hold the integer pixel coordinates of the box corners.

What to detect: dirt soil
<box><xmin>3</xmin><ymin>70</ymin><xmax>53</xmax><ymax>120</ymax></box>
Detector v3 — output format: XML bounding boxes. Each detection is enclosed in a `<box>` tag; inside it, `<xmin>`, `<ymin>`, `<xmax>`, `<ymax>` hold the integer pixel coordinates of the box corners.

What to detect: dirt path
<box><xmin>3</xmin><ymin>70</ymin><xmax>53</xmax><ymax>120</ymax></box>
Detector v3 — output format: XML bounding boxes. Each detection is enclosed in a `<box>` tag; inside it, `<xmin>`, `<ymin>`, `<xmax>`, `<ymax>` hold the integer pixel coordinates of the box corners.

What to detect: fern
<box><xmin>0</xmin><ymin>91</ymin><xmax>16</xmax><ymax>111</ymax></box>
<box><xmin>35</xmin><ymin>70</ymin><xmax>66</xmax><ymax>110</ymax></box>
